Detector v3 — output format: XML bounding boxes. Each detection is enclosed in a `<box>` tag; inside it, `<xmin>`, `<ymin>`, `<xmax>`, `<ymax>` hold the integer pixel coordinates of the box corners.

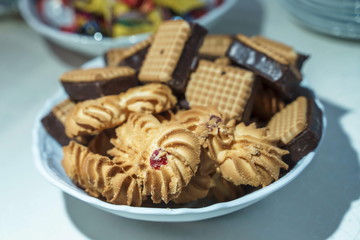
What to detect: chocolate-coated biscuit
<box><xmin>227</xmin><ymin>34</ymin><xmax>302</xmax><ymax>100</ymax></box>
<box><xmin>139</xmin><ymin>19</ymin><xmax>207</xmax><ymax>93</ymax></box>
<box><xmin>61</xmin><ymin>66</ymin><xmax>138</xmax><ymax>102</ymax></box>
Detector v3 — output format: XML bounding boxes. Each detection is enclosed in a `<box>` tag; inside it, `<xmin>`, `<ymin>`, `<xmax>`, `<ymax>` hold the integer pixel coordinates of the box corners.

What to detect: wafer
<box><xmin>185</xmin><ymin>60</ymin><xmax>256</xmax><ymax>121</ymax></box>
<box><xmin>41</xmin><ymin>99</ymin><xmax>89</xmax><ymax>146</ymax></box>
<box><xmin>139</xmin><ymin>19</ymin><xmax>207</xmax><ymax>92</ymax></box>
<box><xmin>227</xmin><ymin>34</ymin><xmax>302</xmax><ymax>100</ymax></box>
<box><xmin>267</xmin><ymin>94</ymin><xmax>322</xmax><ymax>164</ymax></box>
<box><xmin>251</xmin><ymin>35</ymin><xmax>309</xmax><ymax>70</ymax></box>
<box><xmin>61</xmin><ymin>66</ymin><xmax>137</xmax><ymax>102</ymax></box>
<box><xmin>104</xmin><ymin>36</ymin><xmax>153</xmax><ymax>71</ymax></box>
<box><xmin>199</xmin><ymin>35</ymin><xmax>233</xmax><ymax>58</ymax></box>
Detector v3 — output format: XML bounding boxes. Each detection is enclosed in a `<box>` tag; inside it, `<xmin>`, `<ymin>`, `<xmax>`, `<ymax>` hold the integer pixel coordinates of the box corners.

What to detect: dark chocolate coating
<box><xmin>62</xmin><ymin>75</ymin><xmax>139</xmax><ymax>102</ymax></box>
<box><xmin>227</xmin><ymin>40</ymin><xmax>302</xmax><ymax>101</ymax></box>
<box><xmin>168</xmin><ymin>23</ymin><xmax>208</xmax><ymax>93</ymax></box>
<box><xmin>119</xmin><ymin>46</ymin><xmax>150</xmax><ymax>72</ymax></box>
<box><xmin>296</xmin><ymin>53</ymin><xmax>309</xmax><ymax>71</ymax></box>
<box><xmin>283</xmin><ymin>90</ymin><xmax>323</xmax><ymax>166</ymax></box>
<box><xmin>41</xmin><ymin>111</ymin><xmax>71</xmax><ymax>146</ymax></box>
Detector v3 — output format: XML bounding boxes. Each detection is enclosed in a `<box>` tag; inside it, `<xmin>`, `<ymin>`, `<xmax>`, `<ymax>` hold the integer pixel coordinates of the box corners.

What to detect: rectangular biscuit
<box><xmin>251</xmin><ymin>35</ymin><xmax>309</xmax><ymax>70</ymax></box>
<box><xmin>60</xmin><ymin>66</ymin><xmax>138</xmax><ymax>102</ymax></box>
<box><xmin>185</xmin><ymin>60</ymin><xmax>256</xmax><ymax>121</ymax></box>
<box><xmin>199</xmin><ymin>35</ymin><xmax>233</xmax><ymax>57</ymax></box>
<box><xmin>227</xmin><ymin>34</ymin><xmax>302</xmax><ymax>100</ymax></box>
<box><xmin>267</xmin><ymin>94</ymin><xmax>323</xmax><ymax>164</ymax></box>
<box><xmin>139</xmin><ymin>19</ymin><xmax>207</xmax><ymax>93</ymax></box>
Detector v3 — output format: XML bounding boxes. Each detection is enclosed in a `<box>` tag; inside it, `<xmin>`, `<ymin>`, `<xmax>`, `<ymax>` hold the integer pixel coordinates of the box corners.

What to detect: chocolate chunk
<box><xmin>227</xmin><ymin>35</ymin><xmax>302</xmax><ymax>100</ymax></box>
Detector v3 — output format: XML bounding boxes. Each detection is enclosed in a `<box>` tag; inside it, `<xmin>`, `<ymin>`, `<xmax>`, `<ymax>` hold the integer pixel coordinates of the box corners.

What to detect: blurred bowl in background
<box><xmin>18</xmin><ymin>0</ymin><xmax>236</xmax><ymax>56</ymax></box>
<box><xmin>282</xmin><ymin>0</ymin><xmax>360</xmax><ymax>39</ymax></box>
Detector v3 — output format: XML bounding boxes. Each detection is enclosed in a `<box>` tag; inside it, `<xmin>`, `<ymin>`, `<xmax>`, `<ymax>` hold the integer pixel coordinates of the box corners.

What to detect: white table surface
<box><xmin>1</xmin><ymin>1</ymin><xmax>360</xmax><ymax>239</ymax></box>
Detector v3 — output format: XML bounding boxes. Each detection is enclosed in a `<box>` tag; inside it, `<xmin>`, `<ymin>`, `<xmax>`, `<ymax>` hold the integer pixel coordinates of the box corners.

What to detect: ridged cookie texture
<box><xmin>217</xmin><ymin>123</ymin><xmax>289</xmax><ymax>187</ymax></box>
<box><xmin>175</xmin><ymin>106</ymin><xmax>235</xmax><ymax>175</ymax></box>
<box><xmin>109</xmin><ymin>112</ymin><xmax>201</xmax><ymax>204</ymax></box>
<box><xmin>62</xmin><ymin>141</ymin><xmax>142</xmax><ymax>206</ymax></box>
<box><xmin>65</xmin><ymin>83</ymin><xmax>176</xmax><ymax>138</ymax></box>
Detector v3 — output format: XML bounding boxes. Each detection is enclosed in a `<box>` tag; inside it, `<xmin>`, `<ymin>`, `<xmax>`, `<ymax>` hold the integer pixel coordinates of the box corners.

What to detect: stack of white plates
<box><xmin>282</xmin><ymin>0</ymin><xmax>360</xmax><ymax>39</ymax></box>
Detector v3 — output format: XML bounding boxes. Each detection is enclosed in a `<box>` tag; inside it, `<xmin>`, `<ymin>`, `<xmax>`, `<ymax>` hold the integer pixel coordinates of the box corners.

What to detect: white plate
<box><xmin>19</xmin><ymin>0</ymin><xmax>237</xmax><ymax>56</ymax></box>
<box><xmin>32</xmin><ymin>57</ymin><xmax>326</xmax><ymax>222</ymax></box>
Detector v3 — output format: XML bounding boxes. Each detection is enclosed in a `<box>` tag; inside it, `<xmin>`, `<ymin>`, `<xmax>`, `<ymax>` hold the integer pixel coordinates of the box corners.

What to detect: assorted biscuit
<box><xmin>42</xmin><ymin>19</ymin><xmax>323</xmax><ymax>207</ymax></box>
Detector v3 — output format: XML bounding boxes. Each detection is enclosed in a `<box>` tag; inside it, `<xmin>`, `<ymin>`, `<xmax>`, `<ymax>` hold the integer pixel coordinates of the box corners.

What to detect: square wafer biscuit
<box><xmin>185</xmin><ymin>60</ymin><xmax>256</xmax><ymax>120</ymax></box>
<box><xmin>139</xmin><ymin>19</ymin><xmax>207</xmax><ymax>92</ymax></box>
<box><xmin>267</xmin><ymin>96</ymin><xmax>307</xmax><ymax>145</ymax></box>
<box><xmin>199</xmin><ymin>35</ymin><xmax>233</xmax><ymax>57</ymax></box>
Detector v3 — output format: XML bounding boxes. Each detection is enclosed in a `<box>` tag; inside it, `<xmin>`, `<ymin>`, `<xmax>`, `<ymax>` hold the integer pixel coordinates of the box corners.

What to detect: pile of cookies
<box><xmin>42</xmin><ymin>19</ymin><xmax>323</xmax><ymax>206</ymax></box>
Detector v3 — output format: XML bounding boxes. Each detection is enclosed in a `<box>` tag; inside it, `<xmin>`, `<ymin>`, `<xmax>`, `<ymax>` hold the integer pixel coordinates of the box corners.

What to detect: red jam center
<box><xmin>150</xmin><ymin>148</ymin><xmax>169</xmax><ymax>170</ymax></box>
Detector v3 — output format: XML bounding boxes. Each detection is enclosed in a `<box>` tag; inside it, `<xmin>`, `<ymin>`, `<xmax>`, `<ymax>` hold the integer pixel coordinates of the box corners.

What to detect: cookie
<box><xmin>217</xmin><ymin>123</ymin><xmax>288</xmax><ymax>187</ymax></box>
<box><xmin>62</xmin><ymin>141</ymin><xmax>142</xmax><ymax>206</ymax></box>
<box><xmin>251</xmin><ymin>35</ymin><xmax>309</xmax><ymax>70</ymax></box>
<box><xmin>104</xmin><ymin>36</ymin><xmax>153</xmax><ymax>71</ymax></box>
<box><xmin>109</xmin><ymin>112</ymin><xmax>201</xmax><ymax>203</ymax></box>
<box><xmin>139</xmin><ymin>19</ymin><xmax>207</xmax><ymax>93</ymax></box>
<box><xmin>199</xmin><ymin>35</ymin><xmax>233</xmax><ymax>58</ymax></box>
<box><xmin>65</xmin><ymin>83</ymin><xmax>177</xmax><ymax>138</ymax></box>
<box><xmin>266</xmin><ymin>95</ymin><xmax>323</xmax><ymax>164</ymax></box>
<box><xmin>41</xmin><ymin>99</ymin><xmax>90</xmax><ymax>146</ymax></box>
<box><xmin>61</xmin><ymin>66</ymin><xmax>137</xmax><ymax>102</ymax></box>
<box><xmin>227</xmin><ymin>34</ymin><xmax>302</xmax><ymax>100</ymax></box>
<box><xmin>185</xmin><ymin>60</ymin><xmax>257</xmax><ymax>121</ymax></box>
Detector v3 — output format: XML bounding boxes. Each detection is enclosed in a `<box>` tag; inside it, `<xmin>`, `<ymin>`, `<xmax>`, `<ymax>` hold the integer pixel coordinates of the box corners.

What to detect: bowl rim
<box><xmin>18</xmin><ymin>0</ymin><xmax>237</xmax><ymax>46</ymax></box>
<box><xmin>32</xmin><ymin>57</ymin><xmax>327</xmax><ymax>218</ymax></box>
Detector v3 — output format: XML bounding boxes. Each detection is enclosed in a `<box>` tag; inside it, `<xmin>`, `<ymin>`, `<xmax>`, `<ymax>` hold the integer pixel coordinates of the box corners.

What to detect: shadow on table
<box><xmin>63</xmin><ymin>99</ymin><xmax>360</xmax><ymax>240</ymax></box>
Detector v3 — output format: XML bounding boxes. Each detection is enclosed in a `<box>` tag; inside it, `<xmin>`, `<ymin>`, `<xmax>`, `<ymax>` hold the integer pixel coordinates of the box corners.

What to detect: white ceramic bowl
<box><xmin>19</xmin><ymin>0</ymin><xmax>236</xmax><ymax>56</ymax></box>
<box><xmin>32</xmin><ymin>57</ymin><xmax>326</xmax><ymax>222</ymax></box>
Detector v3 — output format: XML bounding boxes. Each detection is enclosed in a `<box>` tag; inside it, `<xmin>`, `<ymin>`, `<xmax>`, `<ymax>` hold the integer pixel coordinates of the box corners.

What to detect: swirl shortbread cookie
<box><xmin>216</xmin><ymin>123</ymin><xmax>289</xmax><ymax>187</ymax></box>
<box><xmin>65</xmin><ymin>83</ymin><xmax>177</xmax><ymax>138</ymax></box>
<box><xmin>175</xmin><ymin>106</ymin><xmax>235</xmax><ymax>175</ymax></box>
<box><xmin>62</xmin><ymin>141</ymin><xmax>142</xmax><ymax>206</ymax></box>
<box><xmin>108</xmin><ymin>113</ymin><xmax>201</xmax><ymax>203</ymax></box>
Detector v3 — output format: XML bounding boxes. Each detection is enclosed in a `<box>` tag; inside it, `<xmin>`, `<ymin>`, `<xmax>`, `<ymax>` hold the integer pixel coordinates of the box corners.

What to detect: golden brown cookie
<box><xmin>108</xmin><ymin>112</ymin><xmax>201</xmax><ymax>203</ymax></box>
<box><xmin>217</xmin><ymin>123</ymin><xmax>288</xmax><ymax>187</ymax></box>
<box><xmin>185</xmin><ymin>60</ymin><xmax>256</xmax><ymax>121</ymax></box>
<box><xmin>199</xmin><ymin>35</ymin><xmax>233</xmax><ymax>57</ymax></box>
<box><xmin>65</xmin><ymin>83</ymin><xmax>176</xmax><ymax>138</ymax></box>
<box><xmin>62</xmin><ymin>141</ymin><xmax>143</xmax><ymax>206</ymax></box>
